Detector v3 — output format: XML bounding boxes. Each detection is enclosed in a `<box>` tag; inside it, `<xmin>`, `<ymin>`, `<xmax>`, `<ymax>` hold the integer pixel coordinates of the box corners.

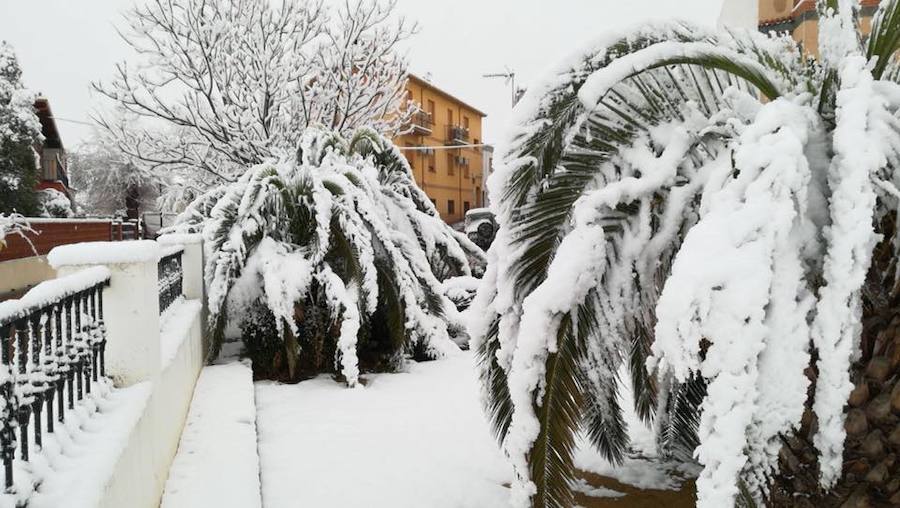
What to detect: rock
<box><xmin>866</xmin><ymin>357</ymin><xmax>891</xmax><ymax>383</ymax></box>
<box><xmin>849</xmin><ymin>381</ymin><xmax>870</xmax><ymax>407</ymax></box>
<box><xmin>861</xmin><ymin>430</ymin><xmax>885</xmax><ymax>459</ymax></box>
<box><xmin>866</xmin><ymin>393</ymin><xmax>892</xmax><ymax>423</ymax></box>
<box><xmin>864</xmin><ymin>461</ymin><xmax>888</xmax><ymax>484</ymax></box>
<box><xmin>846</xmin><ymin>408</ymin><xmax>869</xmax><ymax>437</ymax></box>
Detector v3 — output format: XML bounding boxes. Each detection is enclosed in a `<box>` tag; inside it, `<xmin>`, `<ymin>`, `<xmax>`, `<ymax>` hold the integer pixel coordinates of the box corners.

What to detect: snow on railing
<box><xmin>0</xmin><ymin>266</ymin><xmax>111</xmax><ymax>492</ymax></box>
<box><xmin>158</xmin><ymin>246</ymin><xmax>184</xmax><ymax>314</ymax></box>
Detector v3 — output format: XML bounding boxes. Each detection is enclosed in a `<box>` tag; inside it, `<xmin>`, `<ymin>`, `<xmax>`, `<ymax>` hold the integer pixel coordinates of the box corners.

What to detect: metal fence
<box><xmin>158</xmin><ymin>248</ymin><xmax>184</xmax><ymax>313</ymax></box>
<box><xmin>0</xmin><ymin>274</ymin><xmax>111</xmax><ymax>490</ymax></box>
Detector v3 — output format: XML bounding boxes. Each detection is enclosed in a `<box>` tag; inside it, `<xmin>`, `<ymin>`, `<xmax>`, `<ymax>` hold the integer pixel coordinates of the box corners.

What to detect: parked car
<box><xmin>464</xmin><ymin>208</ymin><xmax>497</xmax><ymax>251</ymax></box>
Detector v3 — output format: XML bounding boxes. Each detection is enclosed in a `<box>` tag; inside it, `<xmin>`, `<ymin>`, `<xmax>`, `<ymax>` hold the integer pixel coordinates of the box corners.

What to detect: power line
<box><xmin>48</xmin><ymin>116</ymin><xmax>94</xmax><ymax>126</ymax></box>
<box><xmin>398</xmin><ymin>143</ymin><xmax>488</xmax><ymax>151</ymax></box>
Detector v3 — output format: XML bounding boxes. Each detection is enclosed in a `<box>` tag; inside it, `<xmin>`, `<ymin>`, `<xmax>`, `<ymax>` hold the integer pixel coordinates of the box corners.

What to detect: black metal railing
<box><xmin>158</xmin><ymin>248</ymin><xmax>184</xmax><ymax>313</ymax></box>
<box><xmin>409</xmin><ymin>111</ymin><xmax>433</xmax><ymax>134</ymax></box>
<box><xmin>446</xmin><ymin>125</ymin><xmax>469</xmax><ymax>145</ymax></box>
<box><xmin>0</xmin><ymin>274</ymin><xmax>110</xmax><ymax>492</ymax></box>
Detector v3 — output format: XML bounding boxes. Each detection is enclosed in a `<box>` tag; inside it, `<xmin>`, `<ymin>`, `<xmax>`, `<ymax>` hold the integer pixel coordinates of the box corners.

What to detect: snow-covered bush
<box><xmin>474</xmin><ymin>3</ymin><xmax>900</xmax><ymax>507</ymax></box>
<box><xmin>170</xmin><ymin>128</ymin><xmax>484</xmax><ymax>385</ymax></box>
<box><xmin>38</xmin><ymin>188</ymin><xmax>74</xmax><ymax>218</ymax></box>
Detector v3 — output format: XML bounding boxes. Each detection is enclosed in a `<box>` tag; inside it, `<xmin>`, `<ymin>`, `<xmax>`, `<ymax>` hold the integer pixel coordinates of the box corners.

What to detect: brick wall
<box><xmin>0</xmin><ymin>220</ymin><xmax>135</xmax><ymax>262</ymax></box>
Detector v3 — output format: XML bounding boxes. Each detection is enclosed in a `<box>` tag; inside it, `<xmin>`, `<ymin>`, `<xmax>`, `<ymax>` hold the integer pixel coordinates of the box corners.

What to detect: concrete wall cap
<box><xmin>48</xmin><ymin>240</ymin><xmax>162</xmax><ymax>268</ymax></box>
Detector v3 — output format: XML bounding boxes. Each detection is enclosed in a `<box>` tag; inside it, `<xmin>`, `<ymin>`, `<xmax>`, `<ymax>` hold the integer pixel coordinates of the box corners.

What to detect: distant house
<box><xmin>32</xmin><ymin>97</ymin><xmax>75</xmax><ymax>203</ymax></box>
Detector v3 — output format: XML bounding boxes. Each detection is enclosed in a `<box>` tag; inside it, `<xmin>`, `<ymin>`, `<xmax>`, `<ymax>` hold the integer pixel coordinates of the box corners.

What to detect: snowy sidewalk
<box><xmin>161</xmin><ymin>361</ymin><xmax>262</xmax><ymax>508</ymax></box>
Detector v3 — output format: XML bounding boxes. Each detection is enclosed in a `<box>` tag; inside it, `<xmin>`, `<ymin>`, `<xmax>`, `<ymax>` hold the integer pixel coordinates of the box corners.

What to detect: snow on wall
<box><xmin>22</xmin><ymin>383</ymin><xmax>154</xmax><ymax>508</ymax></box>
<box><xmin>0</xmin><ymin>265</ymin><xmax>110</xmax><ymax>324</ymax></box>
<box><xmin>48</xmin><ymin>240</ymin><xmax>162</xmax><ymax>268</ymax></box>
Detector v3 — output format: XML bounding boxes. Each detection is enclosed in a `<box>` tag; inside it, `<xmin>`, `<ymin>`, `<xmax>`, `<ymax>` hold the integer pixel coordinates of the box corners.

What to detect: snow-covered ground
<box><xmin>255</xmin><ymin>352</ymin><xmax>513</xmax><ymax>508</ymax></box>
<box><xmin>162</xmin><ymin>361</ymin><xmax>261</xmax><ymax>508</ymax></box>
<box><xmin>254</xmin><ymin>351</ymin><xmax>689</xmax><ymax>508</ymax></box>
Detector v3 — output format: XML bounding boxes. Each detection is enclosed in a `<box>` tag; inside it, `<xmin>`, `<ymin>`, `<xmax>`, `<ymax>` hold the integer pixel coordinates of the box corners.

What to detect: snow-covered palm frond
<box><xmin>474</xmin><ymin>6</ymin><xmax>900</xmax><ymax>506</ymax></box>
<box><xmin>0</xmin><ymin>213</ymin><xmax>31</xmax><ymax>251</ymax></box>
<box><xmin>171</xmin><ymin>127</ymin><xmax>480</xmax><ymax>386</ymax></box>
<box><xmin>472</xmin><ymin>21</ymin><xmax>807</xmax><ymax>508</ymax></box>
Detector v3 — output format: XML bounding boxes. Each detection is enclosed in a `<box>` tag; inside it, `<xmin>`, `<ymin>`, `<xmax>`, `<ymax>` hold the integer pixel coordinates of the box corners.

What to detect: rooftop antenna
<box><xmin>483</xmin><ymin>67</ymin><xmax>522</xmax><ymax>107</ymax></box>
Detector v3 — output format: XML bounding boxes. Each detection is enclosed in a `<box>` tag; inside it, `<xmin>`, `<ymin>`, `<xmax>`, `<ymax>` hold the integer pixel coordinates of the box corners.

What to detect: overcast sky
<box><xmin>0</xmin><ymin>0</ymin><xmax>726</xmax><ymax>147</ymax></box>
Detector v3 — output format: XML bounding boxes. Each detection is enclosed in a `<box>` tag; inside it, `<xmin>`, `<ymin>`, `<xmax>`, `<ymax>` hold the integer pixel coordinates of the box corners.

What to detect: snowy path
<box><xmin>162</xmin><ymin>361</ymin><xmax>262</xmax><ymax>508</ymax></box>
<box><xmin>255</xmin><ymin>352</ymin><xmax>513</xmax><ymax>508</ymax></box>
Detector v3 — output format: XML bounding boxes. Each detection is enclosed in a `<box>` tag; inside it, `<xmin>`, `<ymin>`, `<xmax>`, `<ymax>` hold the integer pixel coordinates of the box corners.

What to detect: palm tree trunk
<box><xmin>770</xmin><ymin>225</ymin><xmax>900</xmax><ymax>507</ymax></box>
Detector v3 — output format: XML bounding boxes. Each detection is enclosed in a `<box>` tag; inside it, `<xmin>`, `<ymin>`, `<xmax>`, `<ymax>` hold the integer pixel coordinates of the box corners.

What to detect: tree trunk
<box><xmin>769</xmin><ymin>222</ymin><xmax>900</xmax><ymax>507</ymax></box>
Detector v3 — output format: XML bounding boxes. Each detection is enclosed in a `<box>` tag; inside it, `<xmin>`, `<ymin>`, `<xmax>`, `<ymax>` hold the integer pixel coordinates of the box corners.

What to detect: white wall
<box><xmin>0</xmin><ymin>255</ymin><xmax>56</xmax><ymax>294</ymax></box>
<box><xmin>50</xmin><ymin>239</ymin><xmax>207</xmax><ymax>508</ymax></box>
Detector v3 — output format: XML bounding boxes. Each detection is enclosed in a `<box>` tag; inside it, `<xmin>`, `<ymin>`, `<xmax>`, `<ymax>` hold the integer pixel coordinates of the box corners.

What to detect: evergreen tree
<box><xmin>0</xmin><ymin>42</ymin><xmax>40</xmax><ymax>216</ymax></box>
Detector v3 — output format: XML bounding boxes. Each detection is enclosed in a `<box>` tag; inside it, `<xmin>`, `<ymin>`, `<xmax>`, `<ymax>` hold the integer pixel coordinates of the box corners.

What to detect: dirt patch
<box><xmin>573</xmin><ymin>469</ymin><xmax>696</xmax><ymax>508</ymax></box>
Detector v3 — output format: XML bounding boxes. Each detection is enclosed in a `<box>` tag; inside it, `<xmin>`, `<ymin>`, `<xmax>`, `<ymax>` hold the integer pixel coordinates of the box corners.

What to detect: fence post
<box><xmin>48</xmin><ymin>241</ymin><xmax>162</xmax><ymax>387</ymax></box>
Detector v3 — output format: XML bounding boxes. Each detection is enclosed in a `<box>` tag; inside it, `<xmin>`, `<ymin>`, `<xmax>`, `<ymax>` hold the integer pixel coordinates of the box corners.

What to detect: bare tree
<box><xmin>94</xmin><ymin>0</ymin><xmax>414</xmax><ymax>206</ymax></box>
<box><xmin>68</xmin><ymin>135</ymin><xmax>160</xmax><ymax>217</ymax></box>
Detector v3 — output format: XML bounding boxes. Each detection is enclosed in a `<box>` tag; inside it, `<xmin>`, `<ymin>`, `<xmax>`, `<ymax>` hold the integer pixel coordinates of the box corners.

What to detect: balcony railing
<box><xmin>158</xmin><ymin>247</ymin><xmax>184</xmax><ymax>313</ymax></box>
<box><xmin>409</xmin><ymin>111</ymin><xmax>433</xmax><ymax>134</ymax></box>
<box><xmin>0</xmin><ymin>268</ymin><xmax>111</xmax><ymax>490</ymax></box>
<box><xmin>446</xmin><ymin>125</ymin><xmax>469</xmax><ymax>145</ymax></box>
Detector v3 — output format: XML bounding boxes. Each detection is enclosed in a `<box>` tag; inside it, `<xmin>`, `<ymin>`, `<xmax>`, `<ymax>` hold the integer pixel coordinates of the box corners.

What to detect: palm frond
<box><xmin>529</xmin><ymin>315</ymin><xmax>584</xmax><ymax>508</ymax></box>
<box><xmin>867</xmin><ymin>0</ymin><xmax>900</xmax><ymax>79</ymax></box>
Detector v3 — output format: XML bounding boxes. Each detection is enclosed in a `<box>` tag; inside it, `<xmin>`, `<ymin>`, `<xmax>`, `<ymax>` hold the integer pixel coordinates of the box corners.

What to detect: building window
<box><xmin>427</xmin><ymin>99</ymin><xmax>435</xmax><ymax>116</ymax></box>
<box><xmin>448</xmin><ymin>200</ymin><xmax>455</xmax><ymax>215</ymax></box>
<box><xmin>447</xmin><ymin>153</ymin><xmax>455</xmax><ymax>176</ymax></box>
<box><xmin>464</xmin><ymin>201</ymin><xmax>470</xmax><ymax>213</ymax></box>
<box><xmin>448</xmin><ymin>109</ymin><xmax>453</xmax><ymax>126</ymax></box>
<box><xmin>463</xmin><ymin>116</ymin><xmax>469</xmax><ymax>129</ymax></box>
<box><xmin>463</xmin><ymin>166</ymin><xmax>469</xmax><ymax>179</ymax></box>
<box><xmin>476</xmin><ymin>186</ymin><xmax>482</xmax><ymax>207</ymax></box>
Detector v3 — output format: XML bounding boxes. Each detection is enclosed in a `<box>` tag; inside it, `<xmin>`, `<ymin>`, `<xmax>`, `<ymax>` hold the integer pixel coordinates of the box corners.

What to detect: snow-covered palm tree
<box><xmin>472</xmin><ymin>1</ymin><xmax>900</xmax><ymax>506</ymax></box>
<box><xmin>171</xmin><ymin>128</ymin><xmax>484</xmax><ymax>384</ymax></box>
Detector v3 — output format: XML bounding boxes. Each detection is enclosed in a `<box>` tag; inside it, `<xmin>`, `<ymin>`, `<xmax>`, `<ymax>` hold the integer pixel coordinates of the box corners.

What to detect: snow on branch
<box><xmin>94</xmin><ymin>0</ymin><xmax>415</xmax><ymax>207</ymax></box>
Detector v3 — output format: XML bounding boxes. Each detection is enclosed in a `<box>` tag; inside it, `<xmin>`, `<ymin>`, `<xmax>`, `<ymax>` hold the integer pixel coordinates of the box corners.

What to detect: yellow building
<box><xmin>758</xmin><ymin>0</ymin><xmax>879</xmax><ymax>54</ymax></box>
<box><xmin>394</xmin><ymin>75</ymin><xmax>486</xmax><ymax>224</ymax></box>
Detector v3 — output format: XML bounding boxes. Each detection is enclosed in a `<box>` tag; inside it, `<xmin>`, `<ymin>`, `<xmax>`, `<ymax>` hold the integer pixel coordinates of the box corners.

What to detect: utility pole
<box><xmin>483</xmin><ymin>68</ymin><xmax>523</xmax><ymax>107</ymax></box>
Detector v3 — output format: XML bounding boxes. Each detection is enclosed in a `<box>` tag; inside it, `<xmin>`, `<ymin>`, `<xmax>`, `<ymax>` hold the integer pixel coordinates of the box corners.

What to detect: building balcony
<box><xmin>446</xmin><ymin>125</ymin><xmax>469</xmax><ymax>145</ymax></box>
<box><xmin>407</xmin><ymin>111</ymin><xmax>434</xmax><ymax>135</ymax></box>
